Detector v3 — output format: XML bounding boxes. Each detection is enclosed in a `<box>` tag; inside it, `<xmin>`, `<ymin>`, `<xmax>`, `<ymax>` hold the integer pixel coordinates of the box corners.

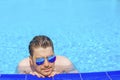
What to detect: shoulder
<box><xmin>55</xmin><ymin>55</ymin><xmax>76</xmax><ymax>73</ymax></box>
<box><xmin>18</xmin><ymin>57</ymin><xmax>30</xmax><ymax>67</ymax></box>
<box><xmin>17</xmin><ymin>57</ymin><xmax>32</xmax><ymax>73</ymax></box>
<box><xmin>55</xmin><ymin>55</ymin><xmax>79</xmax><ymax>73</ymax></box>
<box><xmin>55</xmin><ymin>56</ymin><xmax>72</xmax><ymax>66</ymax></box>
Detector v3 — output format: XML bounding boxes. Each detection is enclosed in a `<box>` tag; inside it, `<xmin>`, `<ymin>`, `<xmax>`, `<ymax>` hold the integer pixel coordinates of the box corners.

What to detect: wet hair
<box><xmin>29</xmin><ymin>35</ymin><xmax>54</xmax><ymax>56</ymax></box>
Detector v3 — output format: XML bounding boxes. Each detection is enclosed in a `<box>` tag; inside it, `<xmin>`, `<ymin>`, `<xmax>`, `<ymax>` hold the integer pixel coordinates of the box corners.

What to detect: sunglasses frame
<box><xmin>35</xmin><ymin>55</ymin><xmax>56</xmax><ymax>65</ymax></box>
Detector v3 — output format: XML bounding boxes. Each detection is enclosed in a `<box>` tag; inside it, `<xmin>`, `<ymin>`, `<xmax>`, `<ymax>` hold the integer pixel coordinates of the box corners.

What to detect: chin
<box><xmin>43</xmin><ymin>71</ymin><xmax>52</xmax><ymax>76</ymax></box>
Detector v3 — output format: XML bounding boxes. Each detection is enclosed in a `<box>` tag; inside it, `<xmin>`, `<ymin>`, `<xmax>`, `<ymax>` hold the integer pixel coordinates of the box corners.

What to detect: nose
<box><xmin>44</xmin><ymin>59</ymin><xmax>49</xmax><ymax>67</ymax></box>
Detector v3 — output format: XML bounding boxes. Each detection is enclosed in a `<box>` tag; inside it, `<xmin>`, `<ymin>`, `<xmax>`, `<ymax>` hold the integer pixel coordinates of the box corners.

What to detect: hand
<box><xmin>29</xmin><ymin>71</ymin><xmax>60</xmax><ymax>78</ymax></box>
<box><xmin>48</xmin><ymin>71</ymin><xmax>60</xmax><ymax>77</ymax></box>
<box><xmin>29</xmin><ymin>71</ymin><xmax>45</xmax><ymax>78</ymax></box>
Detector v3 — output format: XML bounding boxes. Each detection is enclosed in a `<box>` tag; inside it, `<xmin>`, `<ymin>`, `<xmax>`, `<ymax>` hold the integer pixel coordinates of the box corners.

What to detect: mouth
<box><xmin>43</xmin><ymin>68</ymin><xmax>51</xmax><ymax>72</ymax></box>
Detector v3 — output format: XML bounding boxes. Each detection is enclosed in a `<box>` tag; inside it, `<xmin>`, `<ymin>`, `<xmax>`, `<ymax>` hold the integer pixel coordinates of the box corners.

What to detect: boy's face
<box><xmin>30</xmin><ymin>47</ymin><xmax>55</xmax><ymax>76</ymax></box>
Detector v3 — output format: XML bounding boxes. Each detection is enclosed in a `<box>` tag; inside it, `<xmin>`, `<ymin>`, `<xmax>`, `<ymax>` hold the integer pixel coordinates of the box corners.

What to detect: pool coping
<box><xmin>0</xmin><ymin>70</ymin><xmax>120</xmax><ymax>80</ymax></box>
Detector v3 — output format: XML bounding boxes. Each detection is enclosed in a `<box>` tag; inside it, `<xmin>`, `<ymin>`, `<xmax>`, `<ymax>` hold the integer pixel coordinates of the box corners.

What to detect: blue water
<box><xmin>0</xmin><ymin>0</ymin><xmax>120</xmax><ymax>74</ymax></box>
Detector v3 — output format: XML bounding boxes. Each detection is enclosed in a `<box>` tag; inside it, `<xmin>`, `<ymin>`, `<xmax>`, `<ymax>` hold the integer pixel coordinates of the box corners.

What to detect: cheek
<box><xmin>34</xmin><ymin>65</ymin><xmax>43</xmax><ymax>72</ymax></box>
<box><xmin>32</xmin><ymin>62</ymin><xmax>42</xmax><ymax>69</ymax></box>
<box><xmin>50</xmin><ymin>63</ymin><xmax>55</xmax><ymax>68</ymax></box>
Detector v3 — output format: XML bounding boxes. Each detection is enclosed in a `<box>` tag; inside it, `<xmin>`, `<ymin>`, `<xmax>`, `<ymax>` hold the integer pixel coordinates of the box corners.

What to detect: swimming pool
<box><xmin>0</xmin><ymin>0</ymin><xmax>120</xmax><ymax>74</ymax></box>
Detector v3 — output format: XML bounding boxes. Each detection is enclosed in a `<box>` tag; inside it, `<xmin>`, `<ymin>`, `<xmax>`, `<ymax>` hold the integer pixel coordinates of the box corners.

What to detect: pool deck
<box><xmin>0</xmin><ymin>70</ymin><xmax>120</xmax><ymax>80</ymax></box>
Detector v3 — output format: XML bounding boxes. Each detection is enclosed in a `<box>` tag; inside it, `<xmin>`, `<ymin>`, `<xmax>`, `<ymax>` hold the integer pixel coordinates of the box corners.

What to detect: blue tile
<box><xmin>107</xmin><ymin>71</ymin><xmax>120</xmax><ymax>80</ymax></box>
<box><xmin>107</xmin><ymin>71</ymin><xmax>120</xmax><ymax>75</ymax></box>
<box><xmin>81</xmin><ymin>72</ymin><xmax>110</xmax><ymax>80</ymax></box>
<box><xmin>0</xmin><ymin>74</ymin><xmax>25</xmax><ymax>80</ymax></box>
<box><xmin>26</xmin><ymin>74</ymin><xmax>53</xmax><ymax>80</ymax></box>
<box><xmin>109</xmin><ymin>75</ymin><xmax>120</xmax><ymax>80</ymax></box>
<box><xmin>54</xmin><ymin>73</ymin><xmax>81</xmax><ymax>80</ymax></box>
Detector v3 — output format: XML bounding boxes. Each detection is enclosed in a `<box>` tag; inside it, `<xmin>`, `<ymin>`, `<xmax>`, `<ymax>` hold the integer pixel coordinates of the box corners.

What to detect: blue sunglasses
<box><xmin>36</xmin><ymin>55</ymin><xmax>56</xmax><ymax>65</ymax></box>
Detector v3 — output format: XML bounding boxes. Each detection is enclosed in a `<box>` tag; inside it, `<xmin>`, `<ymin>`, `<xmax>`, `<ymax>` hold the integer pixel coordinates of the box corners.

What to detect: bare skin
<box><xmin>17</xmin><ymin>47</ymin><xmax>78</xmax><ymax>78</ymax></box>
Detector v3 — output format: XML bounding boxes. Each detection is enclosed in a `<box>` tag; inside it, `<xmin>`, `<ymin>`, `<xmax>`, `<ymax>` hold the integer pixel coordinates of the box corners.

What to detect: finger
<box><xmin>29</xmin><ymin>72</ymin><xmax>35</xmax><ymax>76</ymax></box>
<box><xmin>48</xmin><ymin>72</ymin><xmax>55</xmax><ymax>77</ymax></box>
<box><xmin>53</xmin><ymin>71</ymin><xmax>60</xmax><ymax>75</ymax></box>
<box><xmin>34</xmin><ymin>72</ymin><xmax>41</xmax><ymax>78</ymax></box>
<box><xmin>34</xmin><ymin>72</ymin><xmax>45</xmax><ymax>78</ymax></box>
<box><xmin>39</xmin><ymin>74</ymin><xmax>45</xmax><ymax>78</ymax></box>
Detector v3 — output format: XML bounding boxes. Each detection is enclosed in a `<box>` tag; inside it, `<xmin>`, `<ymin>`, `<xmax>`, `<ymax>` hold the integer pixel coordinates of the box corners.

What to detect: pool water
<box><xmin>0</xmin><ymin>0</ymin><xmax>120</xmax><ymax>74</ymax></box>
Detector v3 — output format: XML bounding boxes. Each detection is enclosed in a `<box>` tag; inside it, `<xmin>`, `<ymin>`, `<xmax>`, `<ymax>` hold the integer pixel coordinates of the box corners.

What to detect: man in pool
<box><xmin>17</xmin><ymin>35</ymin><xmax>78</xmax><ymax>78</ymax></box>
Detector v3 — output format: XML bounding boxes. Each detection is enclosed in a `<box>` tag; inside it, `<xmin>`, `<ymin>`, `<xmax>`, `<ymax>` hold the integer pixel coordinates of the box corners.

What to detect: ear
<box><xmin>29</xmin><ymin>56</ymin><xmax>33</xmax><ymax>66</ymax></box>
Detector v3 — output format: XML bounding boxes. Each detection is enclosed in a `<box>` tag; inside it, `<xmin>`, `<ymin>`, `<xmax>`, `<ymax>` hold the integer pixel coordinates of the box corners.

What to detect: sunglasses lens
<box><xmin>36</xmin><ymin>58</ymin><xmax>45</xmax><ymax>65</ymax></box>
<box><xmin>36</xmin><ymin>56</ymin><xmax>56</xmax><ymax>65</ymax></box>
<box><xmin>48</xmin><ymin>55</ymin><xmax>56</xmax><ymax>63</ymax></box>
